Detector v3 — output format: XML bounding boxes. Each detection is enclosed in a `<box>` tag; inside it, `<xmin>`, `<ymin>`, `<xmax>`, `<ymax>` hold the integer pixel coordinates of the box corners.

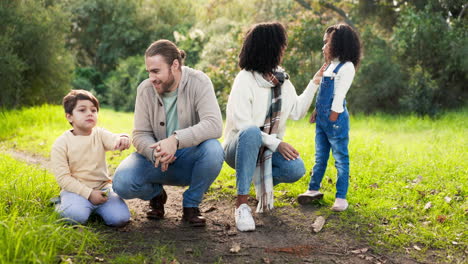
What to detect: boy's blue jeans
<box><xmin>57</xmin><ymin>189</ymin><xmax>130</xmax><ymax>227</ymax></box>
<box><xmin>308</xmin><ymin>109</ymin><xmax>350</xmax><ymax>199</ymax></box>
<box><xmin>224</xmin><ymin>126</ymin><xmax>305</xmax><ymax>195</ymax></box>
<box><xmin>112</xmin><ymin>139</ymin><xmax>224</xmax><ymax>208</ymax></box>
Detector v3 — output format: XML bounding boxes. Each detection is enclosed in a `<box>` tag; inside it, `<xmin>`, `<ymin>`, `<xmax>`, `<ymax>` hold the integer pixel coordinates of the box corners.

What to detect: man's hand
<box><xmin>114</xmin><ymin>136</ymin><xmax>130</xmax><ymax>151</ymax></box>
<box><xmin>309</xmin><ymin>109</ymin><xmax>317</xmax><ymax>123</ymax></box>
<box><xmin>277</xmin><ymin>142</ymin><xmax>299</xmax><ymax>161</ymax></box>
<box><xmin>329</xmin><ymin>111</ymin><xmax>340</xmax><ymax>122</ymax></box>
<box><xmin>312</xmin><ymin>63</ymin><xmax>328</xmax><ymax>85</ymax></box>
<box><xmin>89</xmin><ymin>190</ymin><xmax>108</xmax><ymax>205</ymax></box>
<box><xmin>150</xmin><ymin>135</ymin><xmax>178</xmax><ymax>171</ymax></box>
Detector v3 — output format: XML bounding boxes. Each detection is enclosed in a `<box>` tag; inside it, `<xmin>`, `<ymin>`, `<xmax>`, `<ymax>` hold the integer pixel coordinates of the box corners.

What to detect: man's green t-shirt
<box><xmin>162</xmin><ymin>89</ymin><xmax>179</xmax><ymax>137</ymax></box>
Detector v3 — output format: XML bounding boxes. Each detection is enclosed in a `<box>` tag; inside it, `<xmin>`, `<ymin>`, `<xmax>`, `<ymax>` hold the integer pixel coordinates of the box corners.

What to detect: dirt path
<box><xmin>4</xmin><ymin>149</ymin><xmax>420</xmax><ymax>264</ymax></box>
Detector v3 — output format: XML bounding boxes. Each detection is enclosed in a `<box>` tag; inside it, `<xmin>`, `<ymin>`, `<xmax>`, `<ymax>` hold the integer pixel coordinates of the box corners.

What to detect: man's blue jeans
<box><xmin>112</xmin><ymin>139</ymin><xmax>224</xmax><ymax>208</ymax></box>
<box><xmin>224</xmin><ymin>126</ymin><xmax>305</xmax><ymax>195</ymax></box>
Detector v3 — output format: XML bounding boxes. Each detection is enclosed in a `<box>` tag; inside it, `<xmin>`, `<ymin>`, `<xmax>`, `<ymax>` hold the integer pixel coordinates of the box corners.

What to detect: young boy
<box><xmin>51</xmin><ymin>90</ymin><xmax>131</xmax><ymax>226</ymax></box>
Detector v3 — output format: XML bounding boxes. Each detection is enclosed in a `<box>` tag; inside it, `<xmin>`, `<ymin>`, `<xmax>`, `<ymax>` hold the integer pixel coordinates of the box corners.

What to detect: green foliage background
<box><xmin>1</xmin><ymin>0</ymin><xmax>467</xmax><ymax>114</ymax></box>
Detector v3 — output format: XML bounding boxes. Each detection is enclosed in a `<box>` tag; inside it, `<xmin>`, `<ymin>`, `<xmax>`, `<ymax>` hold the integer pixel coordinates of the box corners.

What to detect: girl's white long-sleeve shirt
<box><xmin>323</xmin><ymin>59</ymin><xmax>356</xmax><ymax>113</ymax></box>
<box><xmin>223</xmin><ymin>70</ymin><xmax>318</xmax><ymax>152</ymax></box>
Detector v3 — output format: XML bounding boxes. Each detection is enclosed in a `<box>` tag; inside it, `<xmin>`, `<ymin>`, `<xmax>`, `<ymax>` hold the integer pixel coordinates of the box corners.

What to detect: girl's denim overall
<box><xmin>308</xmin><ymin>62</ymin><xmax>350</xmax><ymax>199</ymax></box>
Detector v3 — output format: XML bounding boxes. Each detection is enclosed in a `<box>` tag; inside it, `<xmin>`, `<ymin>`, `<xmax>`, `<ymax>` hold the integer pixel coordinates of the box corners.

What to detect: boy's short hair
<box><xmin>62</xmin><ymin>90</ymin><xmax>100</xmax><ymax>115</ymax></box>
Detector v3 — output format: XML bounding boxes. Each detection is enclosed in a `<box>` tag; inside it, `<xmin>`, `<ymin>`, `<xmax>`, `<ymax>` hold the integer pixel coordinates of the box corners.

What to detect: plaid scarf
<box><xmin>253</xmin><ymin>70</ymin><xmax>286</xmax><ymax>213</ymax></box>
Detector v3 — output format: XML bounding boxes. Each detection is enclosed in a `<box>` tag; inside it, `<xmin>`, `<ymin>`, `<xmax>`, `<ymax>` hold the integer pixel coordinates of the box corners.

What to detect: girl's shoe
<box><xmin>331</xmin><ymin>198</ymin><xmax>348</xmax><ymax>211</ymax></box>
<box><xmin>297</xmin><ymin>190</ymin><xmax>324</xmax><ymax>205</ymax></box>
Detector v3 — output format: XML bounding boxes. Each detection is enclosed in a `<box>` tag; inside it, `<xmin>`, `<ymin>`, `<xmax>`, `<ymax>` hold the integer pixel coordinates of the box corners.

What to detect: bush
<box><xmin>0</xmin><ymin>0</ymin><xmax>73</xmax><ymax>109</ymax></box>
<box><xmin>349</xmin><ymin>26</ymin><xmax>406</xmax><ymax>114</ymax></box>
<box><xmin>71</xmin><ymin>67</ymin><xmax>108</xmax><ymax>105</ymax></box>
<box><xmin>393</xmin><ymin>5</ymin><xmax>467</xmax><ymax>111</ymax></box>
<box><xmin>106</xmin><ymin>56</ymin><xmax>147</xmax><ymax>112</ymax></box>
<box><xmin>283</xmin><ymin>12</ymin><xmax>328</xmax><ymax>95</ymax></box>
<box><xmin>400</xmin><ymin>65</ymin><xmax>439</xmax><ymax>116</ymax></box>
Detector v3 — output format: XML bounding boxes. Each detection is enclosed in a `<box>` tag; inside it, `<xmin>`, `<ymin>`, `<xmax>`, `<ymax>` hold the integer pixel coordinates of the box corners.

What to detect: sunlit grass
<box><xmin>0</xmin><ymin>104</ymin><xmax>466</xmax><ymax>262</ymax></box>
<box><xmin>0</xmin><ymin>154</ymin><xmax>100</xmax><ymax>263</ymax></box>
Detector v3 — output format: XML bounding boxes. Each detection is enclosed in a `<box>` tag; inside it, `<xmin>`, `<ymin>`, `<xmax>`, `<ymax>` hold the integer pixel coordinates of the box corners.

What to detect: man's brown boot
<box><xmin>147</xmin><ymin>189</ymin><xmax>167</xmax><ymax>220</ymax></box>
<box><xmin>182</xmin><ymin>207</ymin><xmax>206</xmax><ymax>227</ymax></box>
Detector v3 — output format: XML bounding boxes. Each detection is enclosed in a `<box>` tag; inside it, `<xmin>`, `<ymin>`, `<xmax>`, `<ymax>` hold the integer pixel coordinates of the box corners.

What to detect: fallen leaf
<box><xmin>413</xmin><ymin>245</ymin><xmax>421</xmax><ymax>251</ymax></box>
<box><xmin>351</xmin><ymin>248</ymin><xmax>369</xmax><ymax>254</ymax></box>
<box><xmin>311</xmin><ymin>216</ymin><xmax>326</xmax><ymax>233</ymax></box>
<box><xmin>369</xmin><ymin>183</ymin><xmax>379</xmax><ymax>189</ymax></box>
<box><xmin>444</xmin><ymin>196</ymin><xmax>452</xmax><ymax>203</ymax></box>
<box><xmin>170</xmin><ymin>260</ymin><xmax>180</xmax><ymax>264</ymax></box>
<box><xmin>262</xmin><ymin>257</ymin><xmax>271</xmax><ymax>264</ymax></box>
<box><xmin>412</xmin><ymin>175</ymin><xmax>423</xmax><ymax>184</ymax></box>
<box><xmin>437</xmin><ymin>215</ymin><xmax>447</xmax><ymax>223</ymax></box>
<box><xmin>424</xmin><ymin>202</ymin><xmax>432</xmax><ymax>210</ymax></box>
<box><xmin>230</xmin><ymin>243</ymin><xmax>241</xmax><ymax>253</ymax></box>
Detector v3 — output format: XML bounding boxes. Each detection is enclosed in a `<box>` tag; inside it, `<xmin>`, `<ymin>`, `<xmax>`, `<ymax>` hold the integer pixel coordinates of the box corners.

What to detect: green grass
<box><xmin>1</xmin><ymin>104</ymin><xmax>467</xmax><ymax>262</ymax></box>
<box><xmin>0</xmin><ymin>154</ymin><xmax>100</xmax><ymax>264</ymax></box>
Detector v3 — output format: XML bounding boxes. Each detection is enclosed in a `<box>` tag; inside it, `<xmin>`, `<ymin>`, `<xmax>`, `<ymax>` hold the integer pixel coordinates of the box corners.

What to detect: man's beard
<box><xmin>161</xmin><ymin>69</ymin><xmax>175</xmax><ymax>93</ymax></box>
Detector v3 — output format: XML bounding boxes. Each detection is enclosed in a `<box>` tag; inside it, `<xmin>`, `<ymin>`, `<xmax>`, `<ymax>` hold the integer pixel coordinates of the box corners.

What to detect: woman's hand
<box><xmin>312</xmin><ymin>63</ymin><xmax>328</xmax><ymax>85</ymax></box>
<box><xmin>309</xmin><ymin>109</ymin><xmax>317</xmax><ymax>123</ymax></box>
<box><xmin>277</xmin><ymin>142</ymin><xmax>299</xmax><ymax>161</ymax></box>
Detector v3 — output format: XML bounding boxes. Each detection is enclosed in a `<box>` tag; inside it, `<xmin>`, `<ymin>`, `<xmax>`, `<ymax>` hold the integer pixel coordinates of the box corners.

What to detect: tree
<box><xmin>0</xmin><ymin>0</ymin><xmax>72</xmax><ymax>108</ymax></box>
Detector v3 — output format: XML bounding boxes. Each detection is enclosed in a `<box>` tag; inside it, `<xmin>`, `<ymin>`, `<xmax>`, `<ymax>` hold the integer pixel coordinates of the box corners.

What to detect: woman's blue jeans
<box><xmin>224</xmin><ymin>126</ymin><xmax>305</xmax><ymax>195</ymax></box>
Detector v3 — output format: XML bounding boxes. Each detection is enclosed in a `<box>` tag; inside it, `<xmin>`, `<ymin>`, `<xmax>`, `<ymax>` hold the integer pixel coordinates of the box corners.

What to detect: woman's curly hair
<box><xmin>326</xmin><ymin>23</ymin><xmax>361</xmax><ymax>67</ymax></box>
<box><xmin>238</xmin><ymin>22</ymin><xmax>287</xmax><ymax>74</ymax></box>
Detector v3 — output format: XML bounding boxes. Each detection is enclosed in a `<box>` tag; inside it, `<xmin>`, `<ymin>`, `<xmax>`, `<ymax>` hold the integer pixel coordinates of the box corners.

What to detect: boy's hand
<box><xmin>312</xmin><ymin>63</ymin><xmax>328</xmax><ymax>85</ymax></box>
<box><xmin>114</xmin><ymin>136</ymin><xmax>130</xmax><ymax>151</ymax></box>
<box><xmin>309</xmin><ymin>109</ymin><xmax>317</xmax><ymax>123</ymax></box>
<box><xmin>277</xmin><ymin>142</ymin><xmax>299</xmax><ymax>161</ymax></box>
<box><xmin>329</xmin><ymin>111</ymin><xmax>340</xmax><ymax>122</ymax></box>
<box><xmin>89</xmin><ymin>190</ymin><xmax>108</xmax><ymax>205</ymax></box>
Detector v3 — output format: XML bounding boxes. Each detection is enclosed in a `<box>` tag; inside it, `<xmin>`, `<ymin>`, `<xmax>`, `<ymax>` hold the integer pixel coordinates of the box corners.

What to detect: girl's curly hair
<box><xmin>326</xmin><ymin>23</ymin><xmax>361</xmax><ymax>67</ymax></box>
<box><xmin>239</xmin><ymin>22</ymin><xmax>287</xmax><ymax>74</ymax></box>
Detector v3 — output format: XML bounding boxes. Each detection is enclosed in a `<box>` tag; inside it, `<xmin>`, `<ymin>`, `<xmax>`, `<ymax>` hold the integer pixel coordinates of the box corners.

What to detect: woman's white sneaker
<box><xmin>235</xmin><ymin>204</ymin><xmax>255</xmax><ymax>232</ymax></box>
<box><xmin>297</xmin><ymin>190</ymin><xmax>324</xmax><ymax>205</ymax></box>
<box><xmin>331</xmin><ymin>198</ymin><xmax>348</xmax><ymax>211</ymax></box>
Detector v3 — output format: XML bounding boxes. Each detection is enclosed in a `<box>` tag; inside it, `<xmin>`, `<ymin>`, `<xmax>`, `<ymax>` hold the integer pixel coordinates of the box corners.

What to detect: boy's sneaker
<box><xmin>235</xmin><ymin>204</ymin><xmax>255</xmax><ymax>232</ymax></box>
<box><xmin>297</xmin><ymin>190</ymin><xmax>324</xmax><ymax>205</ymax></box>
<box><xmin>331</xmin><ymin>198</ymin><xmax>348</xmax><ymax>212</ymax></box>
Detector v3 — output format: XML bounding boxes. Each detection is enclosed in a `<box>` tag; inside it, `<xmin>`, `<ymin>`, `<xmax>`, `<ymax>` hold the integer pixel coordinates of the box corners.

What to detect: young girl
<box><xmin>298</xmin><ymin>23</ymin><xmax>361</xmax><ymax>211</ymax></box>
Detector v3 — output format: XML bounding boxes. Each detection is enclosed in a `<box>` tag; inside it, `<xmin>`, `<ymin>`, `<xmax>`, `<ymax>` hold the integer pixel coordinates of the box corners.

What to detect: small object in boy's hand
<box><xmin>102</xmin><ymin>189</ymin><xmax>110</xmax><ymax>197</ymax></box>
<box><xmin>49</xmin><ymin>196</ymin><xmax>61</xmax><ymax>206</ymax></box>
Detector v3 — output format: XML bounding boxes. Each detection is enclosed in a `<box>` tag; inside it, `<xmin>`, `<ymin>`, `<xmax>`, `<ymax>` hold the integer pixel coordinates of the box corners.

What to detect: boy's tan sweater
<box><xmin>133</xmin><ymin>66</ymin><xmax>223</xmax><ymax>163</ymax></box>
<box><xmin>50</xmin><ymin>127</ymin><xmax>120</xmax><ymax>199</ymax></box>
